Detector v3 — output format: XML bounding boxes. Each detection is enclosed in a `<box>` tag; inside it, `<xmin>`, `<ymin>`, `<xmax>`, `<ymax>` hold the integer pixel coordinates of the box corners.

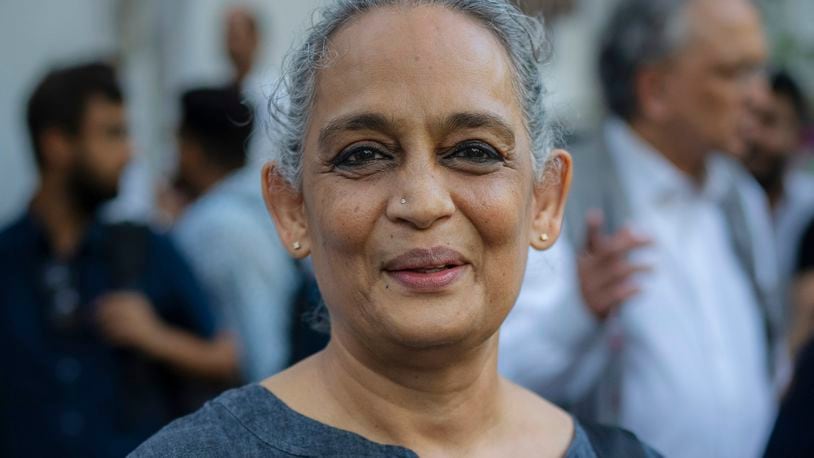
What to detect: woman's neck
<box><xmin>267</xmin><ymin>331</ymin><xmax>507</xmax><ymax>455</ymax></box>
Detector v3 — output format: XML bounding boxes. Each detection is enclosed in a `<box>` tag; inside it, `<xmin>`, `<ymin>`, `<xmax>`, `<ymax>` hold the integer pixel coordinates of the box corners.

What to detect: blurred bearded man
<box><xmin>0</xmin><ymin>62</ymin><xmax>238</xmax><ymax>458</ymax></box>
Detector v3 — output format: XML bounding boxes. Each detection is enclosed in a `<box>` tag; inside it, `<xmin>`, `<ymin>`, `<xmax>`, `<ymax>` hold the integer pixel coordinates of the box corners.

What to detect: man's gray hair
<box><xmin>267</xmin><ymin>0</ymin><xmax>554</xmax><ymax>188</ymax></box>
<box><xmin>598</xmin><ymin>0</ymin><xmax>691</xmax><ymax>121</ymax></box>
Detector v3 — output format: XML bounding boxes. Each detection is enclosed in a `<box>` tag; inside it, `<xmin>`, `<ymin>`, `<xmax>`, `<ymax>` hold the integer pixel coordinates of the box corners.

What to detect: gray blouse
<box><xmin>129</xmin><ymin>384</ymin><xmax>625</xmax><ymax>457</ymax></box>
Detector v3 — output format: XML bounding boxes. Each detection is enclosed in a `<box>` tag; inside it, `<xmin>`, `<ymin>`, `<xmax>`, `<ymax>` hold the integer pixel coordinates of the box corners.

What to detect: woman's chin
<box><xmin>360</xmin><ymin>285</ymin><xmax>508</xmax><ymax>350</ymax></box>
<box><xmin>376</xmin><ymin>309</ymin><xmax>497</xmax><ymax>353</ymax></box>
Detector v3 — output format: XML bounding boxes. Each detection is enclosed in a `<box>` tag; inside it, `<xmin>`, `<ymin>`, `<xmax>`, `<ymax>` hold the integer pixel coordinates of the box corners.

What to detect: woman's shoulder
<box><xmin>129</xmin><ymin>383</ymin><xmax>417</xmax><ymax>458</ymax></box>
<box><xmin>572</xmin><ymin>421</ymin><xmax>663</xmax><ymax>458</ymax></box>
<box><xmin>503</xmin><ymin>381</ymin><xmax>661</xmax><ymax>457</ymax></box>
<box><xmin>128</xmin><ymin>385</ymin><xmax>275</xmax><ymax>457</ymax></box>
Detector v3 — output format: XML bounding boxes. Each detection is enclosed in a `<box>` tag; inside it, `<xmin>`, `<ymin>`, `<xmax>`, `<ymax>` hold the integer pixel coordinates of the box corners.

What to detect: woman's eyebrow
<box><xmin>318</xmin><ymin>112</ymin><xmax>394</xmax><ymax>147</ymax></box>
<box><xmin>443</xmin><ymin>112</ymin><xmax>516</xmax><ymax>146</ymax></box>
<box><xmin>317</xmin><ymin>111</ymin><xmax>516</xmax><ymax>147</ymax></box>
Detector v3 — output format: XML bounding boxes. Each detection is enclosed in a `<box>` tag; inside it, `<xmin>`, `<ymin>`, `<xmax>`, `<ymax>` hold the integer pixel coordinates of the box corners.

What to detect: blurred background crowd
<box><xmin>1</xmin><ymin>0</ymin><xmax>813</xmax><ymax>456</ymax></box>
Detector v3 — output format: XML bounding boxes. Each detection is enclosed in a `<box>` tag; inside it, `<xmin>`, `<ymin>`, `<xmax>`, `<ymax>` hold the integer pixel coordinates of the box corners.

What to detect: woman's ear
<box><xmin>262</xmin><ymin>162</ymin><xmax>311</xmax><ymax>258</ymax></box>
<box><xmin>529</xmin><ymin>149</ymin><xmax>572</xmax><ymax>251</ymax></box>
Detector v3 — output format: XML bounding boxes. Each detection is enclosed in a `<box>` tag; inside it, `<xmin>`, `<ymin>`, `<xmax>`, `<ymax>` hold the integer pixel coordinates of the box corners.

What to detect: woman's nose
<box><xmin>386</xmin><ymin>166</ymin><xmax>455</xmax><ymax>230</ymax></box>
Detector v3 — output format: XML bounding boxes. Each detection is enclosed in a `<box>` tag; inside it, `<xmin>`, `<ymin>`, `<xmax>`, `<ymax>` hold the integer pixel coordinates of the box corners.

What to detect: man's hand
<box><xmin>578</xmin><ymin>210</ymin><xmax>652</xmax><ymax>321</ymax></box>
<box><xmin>95</xmin><ymin>291</ymin><xmax>166</xmax><ymax>352</ymax></box>
<box><xmin>95</xmin><ymin>291</ymin><xmax>238</xmax><ymax>381</ymax></box>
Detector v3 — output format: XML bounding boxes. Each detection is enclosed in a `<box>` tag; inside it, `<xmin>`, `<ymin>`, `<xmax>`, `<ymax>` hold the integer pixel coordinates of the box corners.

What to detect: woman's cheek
<box><xmin>457</xmin><ymin>177</ymin><xmax>529</xmax><ymax>247</ymax></box>
<box><xmin>310</xmin><ymin>180</ymin><xmax>382</xmax><ymax>253</ymax></box>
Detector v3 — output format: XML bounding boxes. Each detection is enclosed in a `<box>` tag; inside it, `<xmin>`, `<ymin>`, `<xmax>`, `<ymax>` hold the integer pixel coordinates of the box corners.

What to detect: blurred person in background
<box><xmin>764</xmin><ymin>221</ymin><xmax>814</xmax><ymax>456</ymax></box>
<box><xmin>744</xmin><ymin>70</ymin><xmax>814</xmax><ymax>355</ymax></box>
<box><xmin>746</xmin><ymin>70</ymin><xmax>812</xmax><ymax>217</ymax></box>
<box><xmin>224</xmin><ymin>5</ymin><xmax>275</xmax><ymax>168</ymax></box>
<box><xmin>764</xmin><ymin>193</ymin><xmax>814</xmax><ymax>456</ymax></box>
<box><xmin>792</xmin><ymin>218</ymin><xmax>814</xmax><ymax>353</ymax></box>
<box><xmin>501</xmin><ymin>0</ymin><xmax>782</xmax><ymax>456</ymax></box>
<box><xmin>0</xmin><ymin>62</ymin><xmax>238</xmax><ymax>458</ymax></box>
<box><xmin>155</xmin><ymin>5</ymin><xmax>266</xmax><ymax>222</ymax></box>
<box><xmin>225</xmin><ymin>5</ymin><xmax>260</xmax><ymax>90</ymax></box>
<box><xmin>172</xmin><ymin>86</ymin><xmax>300</xmax><ymax>381</ymax></box>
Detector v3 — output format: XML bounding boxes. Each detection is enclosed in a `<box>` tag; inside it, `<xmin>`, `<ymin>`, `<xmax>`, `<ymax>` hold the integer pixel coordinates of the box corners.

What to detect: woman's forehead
<box><xmin>328</xmin><ymin>5</ymin><xmax>506</xmax><ymax>66</ymax></box>
<box><xmin>309</xmin><ymin>5</ymin><xmax>521</xmax><ymax>131</ymax></box>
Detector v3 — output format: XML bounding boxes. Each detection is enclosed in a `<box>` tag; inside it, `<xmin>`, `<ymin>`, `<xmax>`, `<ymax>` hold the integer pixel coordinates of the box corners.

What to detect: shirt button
<box><xmin>59</xmin><ymin>410</ymin><xmax>84</xmax><ymax>437</ymax></box>
<box><xmin>55</xmin><ymin>357</ymin><xmax>81</xmax><ymax>384</ymax></box>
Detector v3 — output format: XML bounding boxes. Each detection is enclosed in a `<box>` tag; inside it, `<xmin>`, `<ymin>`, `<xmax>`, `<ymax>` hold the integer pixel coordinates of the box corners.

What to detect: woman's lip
<box><xmin>385</xmin><ymin>264</ymin><xmax>468</xmax><ymax>291</ymax></box>
<box><xmin>382</xmin><ymin>246</ymin><xmax>467</xmax><ymax>271</ymax></box>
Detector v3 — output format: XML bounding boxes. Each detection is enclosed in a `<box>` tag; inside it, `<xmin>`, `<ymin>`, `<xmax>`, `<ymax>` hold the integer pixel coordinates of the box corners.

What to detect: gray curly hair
<box><xmin>266</xmin><ymin>0</ymin><xmax>555</xmax><ymax>188</ymax></box>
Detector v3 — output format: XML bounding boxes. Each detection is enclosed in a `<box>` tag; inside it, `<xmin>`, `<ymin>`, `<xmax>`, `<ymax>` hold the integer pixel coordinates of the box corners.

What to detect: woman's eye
<box><xmin>446</xmin><ymin>142</ymin><xmax>503</xmax><ymax>163</ymax></box>
<box><xmin>333</xmin><ymin>145</ymin><xmax>390</xmax><ymax>168</ymax></box>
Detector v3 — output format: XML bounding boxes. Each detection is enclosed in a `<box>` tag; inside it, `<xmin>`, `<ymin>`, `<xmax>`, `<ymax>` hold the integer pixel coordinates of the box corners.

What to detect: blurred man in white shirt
<box><xmin>501</xmin><ymin>1</ymin><xmax>783</xmax><ymax>456</ymax></box>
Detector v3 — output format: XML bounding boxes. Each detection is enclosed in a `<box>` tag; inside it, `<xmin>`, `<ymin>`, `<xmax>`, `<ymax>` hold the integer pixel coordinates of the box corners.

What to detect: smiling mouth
<box><xmin>385</xmin><ymin>265</ymin><xmax>468</xmax><ymax>291</ymax></box>
<box><xmin>383</xmin><ymin>247</ymin><xmax>469</xmax><ymax>291</ymax></box>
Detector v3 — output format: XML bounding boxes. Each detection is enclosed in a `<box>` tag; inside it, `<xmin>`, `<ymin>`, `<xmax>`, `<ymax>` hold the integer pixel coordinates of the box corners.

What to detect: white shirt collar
<box><xmin>603</xmin><ymin>118</ymin><xmax>733</xmax><ymax>211</ymax></box>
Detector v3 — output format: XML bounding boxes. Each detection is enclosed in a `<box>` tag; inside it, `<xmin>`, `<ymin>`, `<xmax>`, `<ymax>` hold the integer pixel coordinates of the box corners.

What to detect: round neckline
<box><xmin>215</xmin><ymin>384</ymin><xmax>587</xmax><ymax>457</ymax></box>
<box><xmin>216</xmin><ymin>384</ymin><xmax>418</xmax><ymax>457</ymax></box>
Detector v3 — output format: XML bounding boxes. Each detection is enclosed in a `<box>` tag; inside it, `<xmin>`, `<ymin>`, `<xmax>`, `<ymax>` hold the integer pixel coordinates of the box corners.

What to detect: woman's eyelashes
<box><xmin>442</xmin><ymin>141</ymin><xmax>504</xmax><ymax>165</ymax></box>
<box><xmin>331</xmin><ymin>144</ymin><xmax>394</xmax><ymax>171</ymax></box>
<box><xmin>329</xmin><ymin>140</ymin><xmax>505</xmax><ymax>174</ymax></box>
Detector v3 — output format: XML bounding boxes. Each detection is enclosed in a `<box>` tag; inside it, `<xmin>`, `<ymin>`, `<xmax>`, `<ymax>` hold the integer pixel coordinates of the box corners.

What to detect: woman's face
<box><xmin>266</xmin><ymin>6</ymin><xmax>570</xmax><ymax>352</ymax></box>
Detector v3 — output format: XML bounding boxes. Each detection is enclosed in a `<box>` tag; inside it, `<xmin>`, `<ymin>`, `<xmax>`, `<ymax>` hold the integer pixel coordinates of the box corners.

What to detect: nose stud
<box><xmin>400</xmin><ymin>198</ymin><xmax>408</xmax><ymax>205</ymax></box>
